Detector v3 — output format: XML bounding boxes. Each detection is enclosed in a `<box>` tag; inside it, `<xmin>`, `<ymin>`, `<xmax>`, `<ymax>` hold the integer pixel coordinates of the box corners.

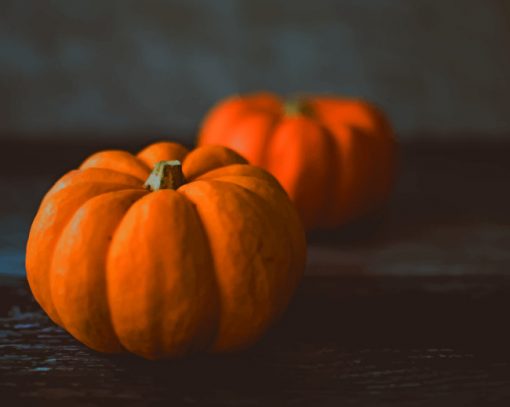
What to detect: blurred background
<box><xmin>2</xmin><ymin>2</ymin><xmax>510</xmax><ymax>401</ymax></box>
<box><xmin>1</xmin><ymin>0</ymin><xmax>510</xmax><ymax>141</ymax></box>
<box><xmin>1</xmin><ymin>1</ymin><xmax>509</xmax><ymax>279</ymax></box>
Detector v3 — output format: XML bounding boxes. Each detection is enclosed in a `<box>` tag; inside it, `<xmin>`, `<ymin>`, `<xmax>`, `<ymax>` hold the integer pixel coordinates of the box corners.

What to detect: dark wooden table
<box><xmin>1</xmin><ymin>139</ymin><xmax>510</xmax><ymax>406</ymax></box>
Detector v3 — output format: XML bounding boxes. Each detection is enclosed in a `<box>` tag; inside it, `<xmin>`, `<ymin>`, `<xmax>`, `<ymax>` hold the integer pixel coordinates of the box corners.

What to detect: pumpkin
<box><xmin>198</xmin><ymin>92</ymin><xmax>396</xmax><ymax>229</ymax></box>
<box><xmin>26</xmin><ymin>142</ymin><xmax>306</xmax><ymax>359</ymax></box>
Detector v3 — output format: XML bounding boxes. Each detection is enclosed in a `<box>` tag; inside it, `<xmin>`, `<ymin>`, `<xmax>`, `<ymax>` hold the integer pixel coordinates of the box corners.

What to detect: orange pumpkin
<box><xmin>198</xmin><ymin>92</ymin><xmax>397</xmax><ymax>229</ymax></box>
<box><xmin>26</xmin><ymin>142</ymin><xmax>306</xmax><ymax>359</ymax></box>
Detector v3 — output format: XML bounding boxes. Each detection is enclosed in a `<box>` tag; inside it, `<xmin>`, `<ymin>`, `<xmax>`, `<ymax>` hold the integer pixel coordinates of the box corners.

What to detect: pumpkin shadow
<box><xmin>307</xmin><ymin>141</ymin><xmax>510</xmax><ymax>248</ymax></box>
<box><xmin>108</xmin><ymin>275</ymin><xmax>510</xmax><ymax>397</ymax></box>
<box><xmin>263</xmin><ymin>275</ymin><xmax>510</xmax><ymax>348</ymax></box>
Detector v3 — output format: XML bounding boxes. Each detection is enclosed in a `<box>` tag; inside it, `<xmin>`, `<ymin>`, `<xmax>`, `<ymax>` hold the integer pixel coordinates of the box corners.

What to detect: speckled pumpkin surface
<box><xmin>26</xmin><ymin>142</ymin><xmax>306</xmax><ymax>359</ymax></box>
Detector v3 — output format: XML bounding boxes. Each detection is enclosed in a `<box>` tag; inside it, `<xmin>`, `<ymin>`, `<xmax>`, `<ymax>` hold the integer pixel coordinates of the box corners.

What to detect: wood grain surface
<box><xmin>2</xmin><ymin>275</ymin><xmax>510</xmax><ymax>406</ymax></box>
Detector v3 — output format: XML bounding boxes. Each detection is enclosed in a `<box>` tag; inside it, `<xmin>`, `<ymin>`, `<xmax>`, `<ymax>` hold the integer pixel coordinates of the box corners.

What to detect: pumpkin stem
<box><xmin>144</xmin><ymin>160</ymin><xmax>185</xmax><ymax>191</ymax></box>
<box><xmin>284</xmin><ymin>97</ymin><xmax>313</xmax><ymax>117</ymax></box>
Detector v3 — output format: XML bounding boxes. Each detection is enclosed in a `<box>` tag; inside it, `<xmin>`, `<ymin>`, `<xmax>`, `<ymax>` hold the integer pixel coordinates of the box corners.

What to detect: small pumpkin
<box><xmin>198</xmin><ymin>92</ymin><xmax>396</xmax><ymax>229</ymax></box>
<box><xmin>26</xmin><ymin>142</ymin><xmax>306</xmax><ymax>359</ymax></box>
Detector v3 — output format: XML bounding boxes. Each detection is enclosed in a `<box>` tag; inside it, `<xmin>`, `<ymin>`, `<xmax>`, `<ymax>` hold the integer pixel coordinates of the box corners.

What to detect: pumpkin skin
<box><xmin>198</xmin><ymin>92</ymin><xmax>396</xmax><ymax>229</ymax></box>
<box><xmin>26</xmin><ymin>142</ymin><xmax>306</xmax><ymax>359</ymax></box>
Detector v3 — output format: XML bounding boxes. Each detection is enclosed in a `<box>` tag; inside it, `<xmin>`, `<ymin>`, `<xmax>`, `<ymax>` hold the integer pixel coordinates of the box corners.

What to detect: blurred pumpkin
<box><xmin>26</xmin><ymin>142</ymin><xmax>306</xmax><ymax>359</ymax></box>
<box><xmin>198</xmin><ymin>92</ymin><xmax>397</xmax><ymax>229</ymax></box>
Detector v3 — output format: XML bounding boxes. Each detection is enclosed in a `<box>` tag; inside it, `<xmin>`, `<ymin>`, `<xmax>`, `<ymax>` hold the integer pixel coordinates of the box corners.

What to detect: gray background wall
<box><xmin>1</xmin><ymin>0</ymin><xmax>510</xmax><ymax>140</ymax></box>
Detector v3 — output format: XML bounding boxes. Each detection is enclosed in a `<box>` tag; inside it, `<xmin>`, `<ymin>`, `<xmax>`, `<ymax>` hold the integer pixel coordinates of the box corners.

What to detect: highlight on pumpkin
<box><xmin>198</xmin><ymin>91</ymin><xmax>397</xmax><ymax>230</ymax></box>
<box><xmin>25</xmin><ymin>142</ymin><xmax>306</xmax><ymax>360</ymax></box>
